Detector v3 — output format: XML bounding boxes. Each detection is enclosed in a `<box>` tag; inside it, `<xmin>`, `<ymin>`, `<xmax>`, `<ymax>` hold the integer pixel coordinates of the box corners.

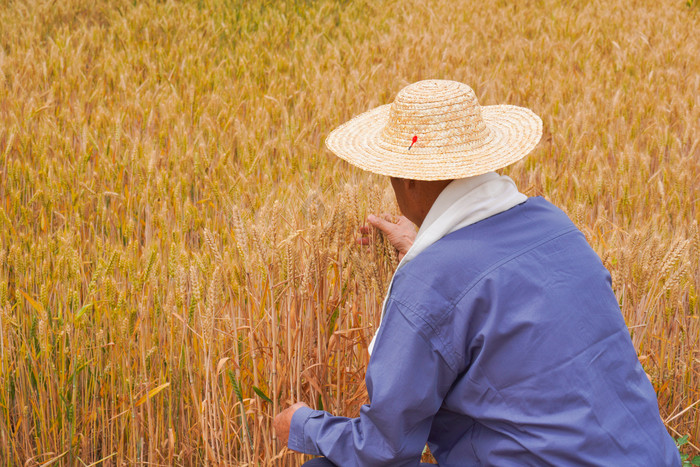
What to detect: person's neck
<box><xmin>407</xmin><ymin>179</ymin><xmax>453</xmax><ymax>227</ymax></box>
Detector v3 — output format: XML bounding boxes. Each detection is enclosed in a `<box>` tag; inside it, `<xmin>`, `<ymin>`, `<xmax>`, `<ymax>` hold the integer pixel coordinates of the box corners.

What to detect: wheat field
<box><xmin>0</xmin><ymin>0</ymin><xmax>698</xmax><ymax>464</ymax></box>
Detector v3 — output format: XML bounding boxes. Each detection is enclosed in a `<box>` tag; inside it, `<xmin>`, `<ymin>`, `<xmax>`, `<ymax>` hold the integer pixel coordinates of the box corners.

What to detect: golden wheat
<box><xmin>0</xmin><ymin>0</ymin><xmax>698</xmax><ymax>464</ymax></box>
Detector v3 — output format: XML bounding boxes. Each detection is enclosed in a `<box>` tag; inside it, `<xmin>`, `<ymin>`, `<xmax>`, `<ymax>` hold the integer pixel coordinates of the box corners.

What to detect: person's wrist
<box><xmin>288</xmin><ymin>405</ymin><xmax>316</xmax><ymax>451</ymax></box>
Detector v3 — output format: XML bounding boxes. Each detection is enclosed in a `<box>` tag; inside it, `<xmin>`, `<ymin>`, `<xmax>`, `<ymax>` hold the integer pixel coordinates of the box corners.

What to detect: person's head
<box><xmin>325</xmin><ymin>79</ymin><xmax>542</xmax><ymax>217</ymax></box>
<box><xmin>389</xmin><ymin>177</ymin><xmax>452</xmax><ymax>227</ymax></box>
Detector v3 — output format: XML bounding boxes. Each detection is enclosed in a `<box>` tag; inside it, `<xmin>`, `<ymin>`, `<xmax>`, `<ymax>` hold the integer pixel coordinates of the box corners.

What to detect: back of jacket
<box><xmin>390</xmin><ymin>196</ymin><xmax>680</xmax><ymax>466</ymax></box>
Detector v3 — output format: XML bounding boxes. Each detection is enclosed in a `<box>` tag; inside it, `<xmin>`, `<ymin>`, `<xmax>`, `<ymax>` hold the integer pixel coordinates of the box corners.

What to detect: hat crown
<box><xmin>381</xmin><ymin>80</ymin><xmax>490</xmax><ymax>151</ymax></box>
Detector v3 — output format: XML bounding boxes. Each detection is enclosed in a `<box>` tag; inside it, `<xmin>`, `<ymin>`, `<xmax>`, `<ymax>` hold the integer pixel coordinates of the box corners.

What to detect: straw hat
<box><xmin>325</xmin><ymin>79</ymin><xmax>542</xmax><ymax>181</ymax></box>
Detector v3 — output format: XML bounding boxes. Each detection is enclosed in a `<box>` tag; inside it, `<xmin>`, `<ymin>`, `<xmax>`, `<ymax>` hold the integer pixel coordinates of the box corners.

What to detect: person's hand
<box><xmin>273</xmin><ymin>401</ymin><xmax>308</xmax><ymax>448</ymax></box>
<box><xmin>365</xmin><ymin>214</ymin><xmax>417</xmax><ymax>261</ymax></box>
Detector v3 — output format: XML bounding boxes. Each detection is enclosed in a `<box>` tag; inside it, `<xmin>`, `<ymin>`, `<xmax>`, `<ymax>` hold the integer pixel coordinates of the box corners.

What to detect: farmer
<box><xmin>274</xmin><ymin>80</ymin><xmax>680</xmax><ymax>466</ymax></box>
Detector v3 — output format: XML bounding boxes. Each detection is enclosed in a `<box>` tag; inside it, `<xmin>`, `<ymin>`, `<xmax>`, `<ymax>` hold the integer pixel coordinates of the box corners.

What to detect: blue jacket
<box><xmin>289</xmin><ymin>197</ymin><xmax>680</xmax><ymax>466</ymax></box>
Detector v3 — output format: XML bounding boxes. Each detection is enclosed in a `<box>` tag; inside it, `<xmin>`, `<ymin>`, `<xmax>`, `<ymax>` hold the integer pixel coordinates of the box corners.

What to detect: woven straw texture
<box><xmin>326</xmin><ymin>80</ymin><xmax>543</xmax><ymax>180</ymax></box>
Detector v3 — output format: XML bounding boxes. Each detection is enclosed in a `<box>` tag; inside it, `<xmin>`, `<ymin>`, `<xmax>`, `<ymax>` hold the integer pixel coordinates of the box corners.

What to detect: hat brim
<box><xmin>325</xmin><ymin>104</ymin><xmax>542</xmax><ymax>181</ymax></box>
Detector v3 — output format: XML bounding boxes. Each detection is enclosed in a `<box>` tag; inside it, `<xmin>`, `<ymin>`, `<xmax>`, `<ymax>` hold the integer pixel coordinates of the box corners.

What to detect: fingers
<box><xmin>368</xmin><ymin>214</ymin><xmax>415</xmax><ymax>239</ymax></box>
<box><xmin>357</xmin><ymin>214</ymin><xmax>392</xmax><ymax>245</ymax></box>
<box><xmin>274</xmin><ymin>402</ymin><xmax>310</xmax><ymax>449</ymax></box>
<box><xmin>356</xmin><ymin>224</ymin><xmax>373</xmax><ymax>245</ymax></box>
<box><xmin>358</xmin><ymin>214</ymin><xmax>417</xmax><ymax>258</ymax></box>
<box><xmin>365</xmin><ymin>213</ymin><xmax>417</xmax><ymax>260</ymax></box>
<box><xmin>272</xmin><ymin>412</ymin><xmax>286</xmax><ymax>445</ymax></box>
<box><xmin>367</xmin><ymin>214</ymin><xmax>395</xmax><ymax>235</ymax></box>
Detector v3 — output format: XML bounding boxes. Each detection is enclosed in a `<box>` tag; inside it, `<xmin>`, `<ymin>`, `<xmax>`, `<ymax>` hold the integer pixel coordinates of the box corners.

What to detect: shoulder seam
<box><xmin>440</xmin><ymin>226</ymin><xmax>581</xmax><ymax>367</ymax></box>
<box><xmin>390</xmin><ymin>225</ymin><xmax>581</xmax><ymax>373</ymax></box>
<box><xmin>450</xmin><ymin>226</ymin><xmax>580</xmax><ymax>311</ymax></box>
<box><xmin>388</xmin><ymin>297</ymin><xmax>461</xmax><ymax>374</ymax></box>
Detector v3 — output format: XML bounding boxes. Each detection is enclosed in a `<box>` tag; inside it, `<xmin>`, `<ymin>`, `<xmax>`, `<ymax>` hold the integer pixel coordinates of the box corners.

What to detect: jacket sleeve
<box><xmin>288</xmin><ymin>298</ymin><xmax>456</xmax><ymax>466</ymax></box>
